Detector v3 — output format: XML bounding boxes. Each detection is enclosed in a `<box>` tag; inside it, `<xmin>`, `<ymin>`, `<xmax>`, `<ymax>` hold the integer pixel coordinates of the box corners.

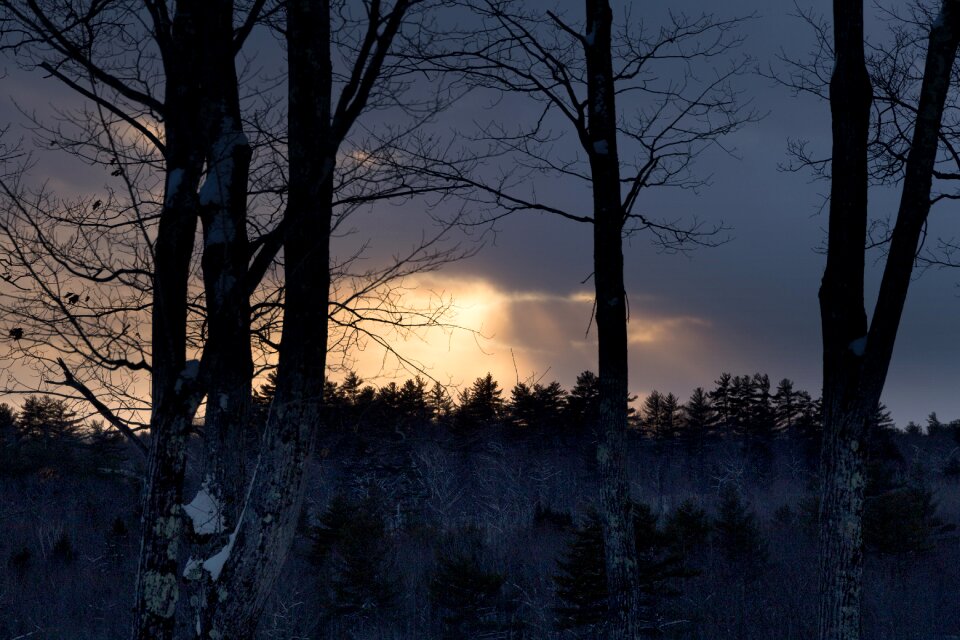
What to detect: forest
<box><xmin>2</xmin><ymin>371</ymin><xmax>959</xmax><ymax>639</ymax></box>
<box><xmin>1</xmin><ymin>0</ymin><xmax>960</xmax><ymax>638</ymax></box>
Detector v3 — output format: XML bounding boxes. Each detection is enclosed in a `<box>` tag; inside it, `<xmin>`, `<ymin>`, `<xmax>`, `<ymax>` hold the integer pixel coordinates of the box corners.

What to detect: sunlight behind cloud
<box><xmin>343</xmin><ymin>274</ymin><xmax>715</xmax><ymax>398</ymax></box>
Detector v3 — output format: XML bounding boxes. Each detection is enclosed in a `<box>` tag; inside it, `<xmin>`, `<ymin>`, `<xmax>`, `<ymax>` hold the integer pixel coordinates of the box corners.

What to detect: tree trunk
<box><xmin>196</xmin><ymin>0</ymin><xmax>333</xmax><ymax>636</ymax></box>
<box><xmin>584</xmin><ymin>1</ymin><xmax>644</xmax><ymax>637</ymax></box>
<box><xmin>818</xmin><ymin>3</ymin><xmax>960</xmax><ymax>639</ymax></box>
<box><xmin>195</xmin><ymin>0</ymin><xmax>253</xmax><ymax>538</ymax></box>
<box><xmin>133</xmin><ymin>3</ymin><xmax>207</xmax><ymax>637</ymax></box>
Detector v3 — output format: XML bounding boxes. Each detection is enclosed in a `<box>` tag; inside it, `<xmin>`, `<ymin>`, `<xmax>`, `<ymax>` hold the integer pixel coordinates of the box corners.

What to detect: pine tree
<box><xmin>663</xmin><ymin>499</ymin><xmax>711</xmax><ymax>559</ymax></box>
<box><xmin>16</xmin><ymin>395</ymin><xmax>82</xmax><ymax>468</ymax></box>
<box><xmin>642</xmin><ymin>391</ymin><xmax>665</xmax><ymax>438</ymax></box>
<box><xmin>554</xmin><ymin>511</ymin><xmax>608</xmax><ymax>632</ymax></box>
<box><xmin>554</xmin><ymin>504</ymin><xmax>696</xmax><ymax>633</ymax></box>
<box><xmin>564</xmin><ymin>370</ymin><xmax>601</xmax><ymax>431</ymax></box>
<box><xmin>709</xmin><ymin>373</ymin><xmax>733</xmax><ymax>430</ymax></box>
<box><xmin>714</xmin><ymin>485</ymin><xmax>767</xmax><ymax>577</ymax></box>
<box><xmin>340</xmin><ymin>371</ymin><xmax>364</xmax><ymax>405</ymax></box>
<box><xmin>661</xmin><ymin>393</ymin><xmax>680</xmax><ymax>439</ymax></box>
<box><xmin>532</xmin><ymin>381</ymin><xmax>567</xmax><ymax>432</ymax></box>
<box><xmin>747</xmin><ymin>373</ymin><xmax>775</xmax><ymax>441</ymax></box>
<box><xmin>398</xmin><ymin>376</ymin><xmax>430</xmax><ymax>426</ymax></box>
<box><xmin>430</xmin><ymin>528</ymin><xmax>514</xmax><ymax>639</ymax></box>
<box><xmin>310</xmin><ymin>494</ymin><xmax>398</xmax><ymax>621</ymax></box>
<box><xmin>428</xmin><ymin>381</ymin><xmax>454</xmax><ymax>425</ymax></box>
<box><xmin>508</xmin><ymin>382</ymin><xmax>536</xmax><ymax>429</ymax></box>
<box><xmin>455</xmin><ymin>373</ymin><xmax>505</xmax><ymax>431</ymax></box>
<box><xmin>681</xmin><ymin>387</ymin><xmax>714</xmax><ymax>454</ymax></box>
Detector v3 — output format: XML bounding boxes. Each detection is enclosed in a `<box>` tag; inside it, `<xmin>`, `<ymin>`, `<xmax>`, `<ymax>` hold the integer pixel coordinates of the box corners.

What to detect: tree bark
<box><xmin>195</xmin><ymin>0</ymin><xmax>253</xmax><ymax>536</ymax></box>
<box><xmin>133</xmin><ymin>2</ymin><xmax>207</xmax><ymax>637</ymax></box>
<box><xmin>817</xmin><ymin>3</ymin><xmax>960</xmax><ymax>640</ymax></box>
<box><xmin>196</xmin><ymin>0</ymin><xmax>332</xmax><ymax>636</ymax></box>
<box><xmin>584</xmin><ymin>1</ymin><xmax>644</xmax><ymax>637</ymax></box>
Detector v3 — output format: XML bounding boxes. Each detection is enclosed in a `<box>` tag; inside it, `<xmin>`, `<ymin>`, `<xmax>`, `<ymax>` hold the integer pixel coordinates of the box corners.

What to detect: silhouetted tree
<box><xmin>714</xmin><ymin>485</ymin><xmax>767</xmax><ymax>578</ymax></box>
<box><xmin>781</xmin><ymin>2</ymin><xmax>960</xmax><ymax>637</ymax></box>
<box><xmin>682</xmin><ymin>387</ymin><xmax>715</xmax><ymax>455</ymax></box>
<box><xmin>456</xmin><ymin>373</ymin><xmax>505</xmax><ymax>431</ymax></box>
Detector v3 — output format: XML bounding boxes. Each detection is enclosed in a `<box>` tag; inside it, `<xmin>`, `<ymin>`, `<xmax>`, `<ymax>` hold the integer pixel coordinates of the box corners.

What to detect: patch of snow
<box><xmin>183</xmin><ymin>556</ymin><xmax>203</xmax><ymax>579</ymax></box>
<box><xmin>934</xmin><ymin>8</ymin><xmax>945</xmax><ymax>28</ymax></box>
<box><xmin>584</xmin><ymin>27</ymin><xmax>595</xmax><ymax>46</ymax></box>
<box><xmin>183</xmin><ymin>476</ymin><xmax>224</xmax><ymax>536</ymax></box>
<box><xmin>165</xmin><ymin>168</ymin><xmax>184</xmax><ymax>206</ymax></box>
<box><xmin>848</xmin><ymin>336</ymin><xmax>867</xmax><ymax>356</ymax></box>
<box><xmin>202</xmin><ymin>529</ymin><xmax>237</xmax><ymax>581</ymax></box>
<box><xmin>198</xmin><ymin>126</ymin><xmax>248</xmax><ymax>207</ymax></box>
<box><xmin>593</xmin><ymin>139</ymin><xmax>609</xmax><ymax>155</ymax></box>
<box><xmin>219</xmin><ymin>393</ymin><xmax>230</xmax><ymax>410</ymax></box>
<box><xmin>205</xmin><ymin>212</ymin><xmax>236</xmax><ymax>246</ymax></box>
<box><xmin>175</xmin><ymin>359</ymin><xmax>201</xmax><ymax>393</ymax></box>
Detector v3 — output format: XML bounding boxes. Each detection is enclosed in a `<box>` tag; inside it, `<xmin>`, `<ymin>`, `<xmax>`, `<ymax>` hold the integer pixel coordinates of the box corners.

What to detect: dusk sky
<box><xmin>4</xmin><ymin>0</ymin><xmax>960</xmax><ymax>426</ymax></box>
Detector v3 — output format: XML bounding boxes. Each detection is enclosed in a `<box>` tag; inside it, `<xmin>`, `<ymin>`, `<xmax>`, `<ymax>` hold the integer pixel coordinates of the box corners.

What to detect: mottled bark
<box><xmin>133</xmin><ymin>2</ymin><xmax>206</xmax><ymax>637</ymax></box>
<box><xmin>584</xmin><ymin>1</ymin><xmax>643</xmax><ymax>637</ymax></box>
<box><xmin>196</xmin><ymin>1</ymin><xmax>332</xmax><ymax>636</ymax></box>
<box><xmin>817</xmin><ymin>3</ymin><xmax>960</xmax><ymax>639</ymax></box>
<box><xmin>195</xmin><ymin>0</ymin><xmax>253</xmax><ymax>534</ymax></box>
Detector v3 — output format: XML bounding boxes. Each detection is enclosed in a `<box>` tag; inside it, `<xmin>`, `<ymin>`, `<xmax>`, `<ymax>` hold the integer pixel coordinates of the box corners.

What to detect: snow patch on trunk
<box><xmin>183</xmin><ymin>476</ymin><xmax>225</xmax><ymax>535</ymax></box>
<box><xmin>201</xmin><ymin>528</ymin><xmax>238</xmax><ymax>581</ymax></box>
<box><xmin>593</xmin><ymin>139</ymin><xmax>609</xmax><ymax>155</ymax></box>
<box><xmin>174</xmin><ymin>359</ymin><xmax>201</xmax><ymax>392</ymax></box>
<box><xmin>848</xmin><ymin>336</ymin><xmax>867</xmax><ymax>356</ymax></box>
<box><xmin>164</xmin><ymin>168</ymin><xmax>184</xmax><ymax>207</ymax></box>
<box><xmin>198</xmin><ymin>121</ymin><xmax>249</xmax><ymax>207</ymax></box>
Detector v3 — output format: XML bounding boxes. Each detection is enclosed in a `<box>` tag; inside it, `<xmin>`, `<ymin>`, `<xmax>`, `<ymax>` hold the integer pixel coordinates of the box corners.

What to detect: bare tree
<box><xmin>0</xmin><ymin>0</ymin><xmax>471</xmax><ymax>637</ymax></box>
<box><xmin>418</xmin><ymin>1</ymin><xmax>754</xmax><ymax>636</ymax></box>
<box><xmin>779</xmin><ymin>1</ymin><xmax>960</xmax><ymax>638</ymax></box>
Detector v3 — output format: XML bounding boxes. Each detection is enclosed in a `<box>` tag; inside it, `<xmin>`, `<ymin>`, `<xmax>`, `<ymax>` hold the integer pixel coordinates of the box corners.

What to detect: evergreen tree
<box><xmin>85</xmin><ymin>419</ymin><xmax>127</xmax><ymax>469</ymax></box>
<box><xmin>661</xmin><ymin>392</ymin><xmax>681</xmax><ymax>439</ymax></box>
<box><xmin>714</xmin><ymin>485</ymin><xmax>767</xmax><ymax>577</ymax></box>
<box><xmin>747</xmin><ymin>373</ymin><xmax>775</xmax><ymax>441</ymax></box>
<box><xmin>455</xmin><ymin>373</ymin><xmax>505</xmax><ymax>431</ymax></box>
<box><xmin>554</xmin><ymin>504</ymin><xmax>696</xmax><ymax>633</ymax></box>
<box><xmin>681</xmin><ymin>388</ymin><xmax>714</xmax><ymax>454</ymax></box>
<box><xmin>398</xmin><ymin>376</ymin><xmax>430</xmax><ymax>426</ymax></box>
<box><xmin>508</xmin><ymin>382</ymin><xmax>536</xmax><ymax>429</ymax></box>
<box><xmin>926</xmin><ymin>412</ymin><xmax>946</xmax><ymax>436</ymax></box>
<box><xmin>554</xmin><ymin>511</ymin><xmax>608</xmax><ymax>632</ymax></box>
<box><xmin>428</xmin><ymin>381</ymin><xmax>454</xmax><ymax>425</ymax></box>
<box><xmin>642</xmin><ymin>390</ymin><xmax>665</xmax><ymax>438</ymax></box>
<box><xmin>532</xmin><ymin>381</ymin><xmax>567</xmax><ymax>431</ymax></box>
<box><xmin>16</xmin><ymin>395</ymin><xmax>82</xmax><ymax>467</ymax></box>
<box><xmin>564</xmin><ymin>370</ymin><xmax>601</xmax><ymax>431</ymax></box>
<box><xmin>0</xmin><ymin>403</ymin><xmax>16</xmax><ymax>463</ymax></box>
<box><xmin>772</xmin><ymin>378</ymin><xmax>800</xmax><ymax>431</ymax></box>
<box><xmin>340</xmin><ymin>371</ymin><xmax>364</xmax><ymax>405</ymax></box>
<box><xmin>430</xmin><ymin>539</ymin><xmax>512</xmax><ymax>639</ymax></box>
<box><xmin>709</xmin><ymin>373</ymin><xmax>733</xmax><ymax>430</ymax></box>
<box><xmin>309</xmin><ymin>494</ymin><xmax>398</xmax><ymax>620</ymax></box>
<box><xmin>663</xmin><ymin>499</ymin><xmax>711</xmax><ymax>559</ymax></box>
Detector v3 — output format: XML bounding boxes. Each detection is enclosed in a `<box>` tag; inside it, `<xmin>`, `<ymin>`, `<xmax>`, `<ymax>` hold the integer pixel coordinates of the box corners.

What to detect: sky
<box><xmin>345</xmin><ymin>0</ymin><xmax>960</xmax><ymax>427</ymax></box>
<box><xmin>4</xmin><ymin>0</ymin><xmax>960</xmax><ymax>426</ymax></box>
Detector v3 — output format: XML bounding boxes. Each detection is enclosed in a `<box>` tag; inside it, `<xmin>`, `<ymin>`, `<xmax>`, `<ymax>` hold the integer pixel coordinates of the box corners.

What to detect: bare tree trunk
<box><xmin>133</xmin><ymin>3</ymin><xmax>206</xmax><ymax>637</ymax></box>
<box><xmin>584</xmin><ymin>1</ymin><xmax>643</xmax><ymax>637</ymax></box>
<box><xmin>196</xmin><ymin>1</ymin><xmax>332</xmax><ymax>636</ymax></box>
<box><xmin>195</xmin><ymin>0</ymin><xmax>253</xmax><ymax>535</ymax></box>
<box><xmin>818</xmin><ymin>3</ymin><xmax>960</xmax><ymax>639</ymax></box>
